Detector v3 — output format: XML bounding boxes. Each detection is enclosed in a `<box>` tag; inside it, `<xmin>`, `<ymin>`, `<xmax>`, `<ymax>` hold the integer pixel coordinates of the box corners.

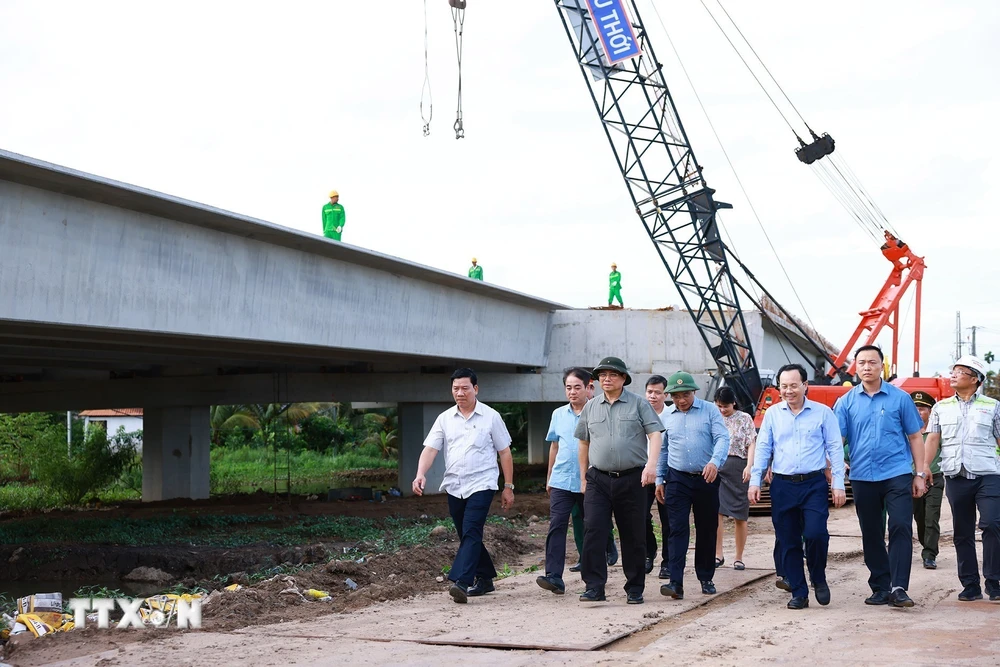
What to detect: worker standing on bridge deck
<box><xmin>923</xmin><ymin>355</ymin><xmax>1000</xmax><ymax>602</ymax></box>
<box><xmin>608</xmin><ymin>263</ymin><xmax>623</xmax><ymax>307</ymax></box>
<box><xmin>411</xmin><ymin>368</ymin><xmax>515</xmax><ymax>604</ymax></box>
<box><xmin>321</xmin><ymin>190</ymin><xmax>345</xmax><ymax>241</ymax></box>
<box><xmin>468</xmin><ymin>257</ymin><xmax>483</xmax><ymax>281</ymax></box>
<box><xmin>749</xmin><ymin>364</ymin><xmax>845</xmax><ymax>610</ymax></box>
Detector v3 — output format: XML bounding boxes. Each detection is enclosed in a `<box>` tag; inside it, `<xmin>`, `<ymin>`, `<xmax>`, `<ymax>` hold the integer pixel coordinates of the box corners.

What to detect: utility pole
<box><xmin>967</xmin><ymin>325</ymin><xmax>984</xmax><ymax>357</ymax></box>
<box><xmin>955</xmin><ymin>311</ymin><xmax>963</xmax><ymax>360</ymax></box>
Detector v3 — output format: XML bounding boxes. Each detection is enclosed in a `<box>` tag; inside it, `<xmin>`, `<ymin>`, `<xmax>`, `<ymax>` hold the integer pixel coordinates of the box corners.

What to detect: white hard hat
<box><xmin>952</xmin><ymin>354</ymin><xmax>987</xmax><ymax>381</ymax></box>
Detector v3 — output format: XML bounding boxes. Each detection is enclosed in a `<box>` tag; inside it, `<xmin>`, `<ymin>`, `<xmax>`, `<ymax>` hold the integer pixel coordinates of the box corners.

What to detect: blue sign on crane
<box><xmin>584</xmin><ymin>0</ymin><xmax>642</xmax><ymax>65</ymax></box>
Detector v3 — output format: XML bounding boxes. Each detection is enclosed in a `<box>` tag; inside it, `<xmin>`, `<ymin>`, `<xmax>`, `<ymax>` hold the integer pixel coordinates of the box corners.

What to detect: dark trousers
<box><xmin>945</xmin><ymin>474</ymin><xmax>1000</xmax><ymax>587</ymax></box>
<box><xmin>546</xmin><ymin>488</ymin><xmax>585</xmax><ymax>577</ymax></box>
<box><xmin>645</xmin><ymin>484</ymin><xmax>670</xmax><ymax>565</ymax></box>
<box><xmin>447</xmin><ymin>490</ymin><xmax>498</xmax><ymax>587</ymax></box>
<box><xmin>582</xmin><ymin>467</ymin><xmax>646</xmax><ymax>594</ymax></box>
<box><xmin>913</xmin><ymin>473</ymin><xmax>945</xmax><ymax>561</ymax></box>
<box><xmin>770</xmin><ymin>474</ymin><xmax>830</xmax><ymax>598</ymax></box>
<box><xmin>665</xmin><ymin>468</ymin><xmax>720</xmax><ymax>584</ymax></box>
<box><xmin>852</xmin><ymin>474</ymin><xmax>913</xmax><ymax>592</ymax></box>
<box><xmin>571</xmin><ymin>499</ymin><xmax>618</xmax><ymax>558</ymax></box>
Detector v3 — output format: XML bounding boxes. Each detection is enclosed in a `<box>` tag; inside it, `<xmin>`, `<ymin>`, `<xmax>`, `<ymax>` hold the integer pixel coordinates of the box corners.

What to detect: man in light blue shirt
<box><xmin>654</xmin><ymin>371</ymin><xmax>729</xmax><ymax>600</ymax></box>
<box><xmin>750</xmin><ymin>364</ymin><xmax>846</xmax><ymax>610</ymax></box>
<box><xmin>537</xmin><ymin>368</ymin><xmax>613</xmax><ymax>594</ymax></box>
<box><xmin>834</xmin><ymin>345</ymin><xmax>926</xmax><ymax>608</ymax></box>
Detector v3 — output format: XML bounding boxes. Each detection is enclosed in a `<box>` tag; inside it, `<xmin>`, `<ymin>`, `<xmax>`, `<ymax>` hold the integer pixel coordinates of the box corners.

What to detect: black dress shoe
<box><xmin>986</xmin><ymin>579</ymin><xmax>1000</xmax><ymax>601</ymax></box>
<box><xmin>889</xmin><ymin>589</ymin><xmax>914</xmax><ymax>608</ymax></box>
<box><xmin>536</xmin><ymin>574</ymin><xmax>566</xmax><ymax>594</ymax></box>
<box><xmin>787</xmin><ymin>596</ymin><xmax>809</xmax><ymax>610</ymax></box>
<box><xmin>449</xmin><ymin>583</ymin><xmax>468</xmax><ymax>604</ymax></box>
<box><xmin>579</xmin><ymin>588</ymin><xmax>606</xmax><ymax>602</ymax></box>
<box><xmin>701</xmin><ymin>580</ymin><xmax>716</xmax><ymax>595</ymax></box>
<box><xmin>814</xmin><ymin>583</ymin><xmax>831</xmax><ymax>606</ymax></box>
<box><xmin>775</xmin><ymin>577</ymin><xmax>792</xmax><ymax>592</ymax></box>
<box><xmin>922</xmin><ymin>558</ymin><xmax>937</xmax><ymax>570</ymax></box>
<box><xmin>958</xmin><ymin>584</ymin><xmax>983</xmax><ymax>601</ymax></box>
<box><xmin>467</xmin><ymin>577</ymin><xmax>495</xmax><ymax>597</ymax></box>
<box><xmin>864</xmin><ymin>590</ymin><xmax>890</xmax><ymax>605</ymax></box>
<box><xmin>627</xmin><ymin>591</ymin><xmax>644</xmax><ymax>604</ymax></box>
<box><xmin>607</xmin><ymin>542</ymin><xmax>619</xmax><ymax>566</ymax></box>
<box><xmin>645</xmin><ymin>557</ymin><xmax>654</xmax><ymax>574</ymax></box>
<box><xmin>658</xmin><ymin>564</ymin><xmax>670</xmax><ymax>580</ymax></box>
<box><xmin>660</xmin><ymin>581</ymin><xmax>684</xmax><ymax>599</ymax></box>
<box><xmin>569</xmin><ymin>562</ymin><xmax>582</xmax><ymax>573</ymax></box>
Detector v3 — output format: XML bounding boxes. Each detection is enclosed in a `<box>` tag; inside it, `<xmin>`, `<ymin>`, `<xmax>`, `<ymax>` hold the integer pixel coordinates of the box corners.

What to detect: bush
<box><xmin>33</xmin><ymin>425</ymin><xmax>138</xmax><ymax>504</ymax></box>
<box><xmin>300</xmin><ymin>415</ymin><xmax>354</xmax><ymax>454</ymax></box>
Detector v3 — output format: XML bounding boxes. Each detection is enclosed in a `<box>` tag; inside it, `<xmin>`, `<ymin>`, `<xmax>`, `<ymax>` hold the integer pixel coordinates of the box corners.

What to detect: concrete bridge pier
<box><xmin>527</xmin><ymin>403</ymin><xmax>562</xmax><ymax>465</ymax></box>
<box><xmin>397</xmin><ymin>402</ymin><xmax>451</xmax><ymax>496</ymax></box>
<box><xmin>142</xmin><ymin>406</ymin><xmax>211</xmax><ymax>501</ymax></box>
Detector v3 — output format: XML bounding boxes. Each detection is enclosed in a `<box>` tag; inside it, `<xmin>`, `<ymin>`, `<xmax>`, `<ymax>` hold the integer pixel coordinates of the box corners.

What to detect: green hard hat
<box><xmin>666</xmin><ymin>371</ymin><xmax>700</xmax><ymax>393</ymax></box>
<box><xmin>592</xmin><ymin>356</ymin><xmax>631</xmax><ymax>386</ymax></box>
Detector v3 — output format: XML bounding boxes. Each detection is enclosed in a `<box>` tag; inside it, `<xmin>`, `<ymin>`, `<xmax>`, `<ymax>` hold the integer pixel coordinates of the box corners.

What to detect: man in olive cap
<box><xmin>574</xmin><ymin>356</ymin><xmax>663</xmax><ymax>604</ymax></box>
<box><xmin>910</xmin><ymin>391</ymin><xmax>942</xmax><ymax>570</ymax></box>
<box><xmin>654</xmin><ymin>371</ymin><xmax>729</xmax><ymax>600</ymax></box>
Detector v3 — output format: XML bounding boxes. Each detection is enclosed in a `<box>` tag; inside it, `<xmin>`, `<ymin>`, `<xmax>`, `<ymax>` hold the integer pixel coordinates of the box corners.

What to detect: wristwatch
<box><xmin>915</xmin><ymin>472</ymin><xmax>927</xmax><ymax>479</ymax></box>
<box><xmin>504</xmin><ymin>483</ymin><xmax>515</xmax><ymax>490</ymax></box>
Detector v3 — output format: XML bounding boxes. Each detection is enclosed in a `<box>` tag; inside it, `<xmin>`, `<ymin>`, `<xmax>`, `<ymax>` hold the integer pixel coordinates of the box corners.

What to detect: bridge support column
<box><xmin>527</xmin><ymin>403</ymin><xmax>561</xmax><ymax>465</ymax></box>
<box><xmin>142</xmin><ymin>406</ymin><xmax>211</xmax><ymax>501</ymax></box>
<box><xmin>398</xmin><ymin>403</ymin><xmax>451</xmax><ymax>496</ymax></box>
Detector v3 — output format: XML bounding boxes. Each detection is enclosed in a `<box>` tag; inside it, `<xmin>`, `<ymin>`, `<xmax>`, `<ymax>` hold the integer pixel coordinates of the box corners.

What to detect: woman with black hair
<box><xmin>714</xmin><ymin>386</ymin><xmax>757</xmax><ymax>570</ymax></box>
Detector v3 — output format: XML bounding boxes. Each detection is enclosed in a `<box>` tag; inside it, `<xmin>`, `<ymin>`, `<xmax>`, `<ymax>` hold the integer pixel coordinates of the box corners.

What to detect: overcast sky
<box><xmin>2</xmin><ymin>1</ymin><xmax>998</xmax><ymax>378</ymax></box>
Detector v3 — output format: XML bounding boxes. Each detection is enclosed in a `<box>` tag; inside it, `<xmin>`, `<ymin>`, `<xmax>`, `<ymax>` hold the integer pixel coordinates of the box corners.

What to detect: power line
<box><xmin>648</xmin><ymin>0</ymin><xmax>819</xmax><ymax>331</ymax></box>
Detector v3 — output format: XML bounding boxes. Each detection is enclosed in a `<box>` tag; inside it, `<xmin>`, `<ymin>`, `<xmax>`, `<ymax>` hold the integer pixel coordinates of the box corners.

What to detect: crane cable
<box><xmin>450</xmin><ymin>0</ymin><xmax>467</xmax><ymax>139</ymax></box>
<box><xmin>701</xmin><ymin>0</ymin><xmax>900</xmax><ymax>242</ymax></box>
<box><xmin>420</xmin><ymin>0</ymin><xmax>433</xmax><ymax>137</ymax></box>
<box><xmin>648</xmin><ymin>0</ymin><xmax>819</xmax><ymax>333</ymax></box>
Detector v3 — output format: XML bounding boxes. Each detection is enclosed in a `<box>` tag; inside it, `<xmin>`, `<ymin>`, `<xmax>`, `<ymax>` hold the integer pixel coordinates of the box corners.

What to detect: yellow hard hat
<box><xmin>328</xmin><ymin>190</ymin><xmax>339</xmax><ymax>198</ymax></box>
<box><xmin>611</xmin><ymin>262</ymin><xmax>617</xmax><ymax>268</ymax></box>
<box><xmin>471</xmin><ymin>257</ymin><xmax>477</xmax><ymax>263</ymax></box>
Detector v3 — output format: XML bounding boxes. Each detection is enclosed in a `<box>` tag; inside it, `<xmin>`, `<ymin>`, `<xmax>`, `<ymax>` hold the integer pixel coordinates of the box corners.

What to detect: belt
<box><xmin>773</xmin><ymin>469</ymin><xmax>825</xmax><ymax>483</ymax></box>
<box><xmin>591</xmin><ymin>466</ymin><xmax>642</xmax><ymax>478</ymax></box>
<box><xmin>672</xmin><ymin>469</ymin><xmax>703</xmax><ymax>479</ymax></box>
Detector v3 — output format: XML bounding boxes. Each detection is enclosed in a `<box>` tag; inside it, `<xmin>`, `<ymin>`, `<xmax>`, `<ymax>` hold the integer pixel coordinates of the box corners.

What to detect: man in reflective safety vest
<box><xmin>924</xmin><ymin>355</ymin><xmax>1000</xmax><ymax>602</ymax></box>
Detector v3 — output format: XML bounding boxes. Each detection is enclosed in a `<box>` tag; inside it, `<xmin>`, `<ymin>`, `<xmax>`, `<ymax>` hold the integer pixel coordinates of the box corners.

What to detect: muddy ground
<box><xmin>3</xmin><ymin>494</ymin><xmax>999</xmax><ymax>666</ymax></box>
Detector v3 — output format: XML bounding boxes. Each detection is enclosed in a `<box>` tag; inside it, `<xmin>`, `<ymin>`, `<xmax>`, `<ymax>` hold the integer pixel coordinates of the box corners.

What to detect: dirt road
<box><xmin>5</xmin><ymin>499</ymin><xmax>999</xmax><ymax>666</ymax></box>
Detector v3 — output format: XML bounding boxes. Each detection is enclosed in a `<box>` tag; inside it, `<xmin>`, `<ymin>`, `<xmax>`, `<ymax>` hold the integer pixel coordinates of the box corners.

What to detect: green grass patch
<box><xmin>0</xmin><ymin>514</ymin><xmax>453</xmax><ymax>551</ymax></box>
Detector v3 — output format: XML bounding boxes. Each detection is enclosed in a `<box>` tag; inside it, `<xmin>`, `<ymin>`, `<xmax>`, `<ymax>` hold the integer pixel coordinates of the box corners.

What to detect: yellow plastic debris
<box><xmin>306</xmin><ymin>589</ymin><xmax>331</xmax><ymax>601</ymax></box>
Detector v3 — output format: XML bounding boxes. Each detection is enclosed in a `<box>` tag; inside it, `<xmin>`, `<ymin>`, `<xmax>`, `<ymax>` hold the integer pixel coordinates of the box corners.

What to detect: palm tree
<box><xmin>210</xmin><ymin>403</ymin><xmax>320</xmax><ymax>445</ymax></box>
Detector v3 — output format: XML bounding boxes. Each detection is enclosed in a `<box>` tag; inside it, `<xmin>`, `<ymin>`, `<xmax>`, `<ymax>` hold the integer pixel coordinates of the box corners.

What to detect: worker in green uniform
<box><xmin>911</xmin><ymin>391</ymin><xmax>943</xmax><ymax>570</ymax></box>
<box><xmin>608</xmin><ymin>263</ymin><xmax>623</xmax><ymax>307</ymax></box>
<box><xmin>468</xmin><ymin>257</ymin><xmax>483</xmax><ymax>281</ymax></box>
<box><xmin>322</xmin><ymin>190</ymin><xmax>345</xmax><ymax>241</ymax></box>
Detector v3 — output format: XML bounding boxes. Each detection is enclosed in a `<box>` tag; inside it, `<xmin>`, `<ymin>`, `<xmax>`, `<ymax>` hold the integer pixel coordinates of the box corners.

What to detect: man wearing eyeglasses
<box><xmin>833</xmin><ymin>345</ymin><xmax>927</xmax><ymax>608</ymax></box>
<box><xmin>923</xmin><ymin>355</ymin><xmax>1000</xmax><ymax>602</ymax></box>
<box><xmin>750</xmin><ymin>363</ymin><xmax>846</xmax><ymax>609</ymax></box>
<box><xmin>574</xmin><ymin>357</ymin><xmax>664</xmax><ymax>604</ymax></box>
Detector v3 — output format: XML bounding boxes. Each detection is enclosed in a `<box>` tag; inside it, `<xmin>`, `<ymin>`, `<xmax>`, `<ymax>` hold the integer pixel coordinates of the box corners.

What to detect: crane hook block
<box><xmin>795</xmin><ymin>132</ymin><xmax>835</xmax><ymax>165</ymax></box>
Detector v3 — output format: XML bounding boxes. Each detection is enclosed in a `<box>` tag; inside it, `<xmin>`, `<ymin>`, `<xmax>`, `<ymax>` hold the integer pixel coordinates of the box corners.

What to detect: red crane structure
<box><xmin>827</xmin><ymin>231</ymin><xmax>927</xmax><ymax>380</ymax></box>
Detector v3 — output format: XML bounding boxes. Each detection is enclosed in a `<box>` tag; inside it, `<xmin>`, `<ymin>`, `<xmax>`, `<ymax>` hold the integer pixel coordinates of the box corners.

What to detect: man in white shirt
<box><xmin>412</xmin><ymin>368</ymin><xmax>515</xmax><ymax>604</ymax></box>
